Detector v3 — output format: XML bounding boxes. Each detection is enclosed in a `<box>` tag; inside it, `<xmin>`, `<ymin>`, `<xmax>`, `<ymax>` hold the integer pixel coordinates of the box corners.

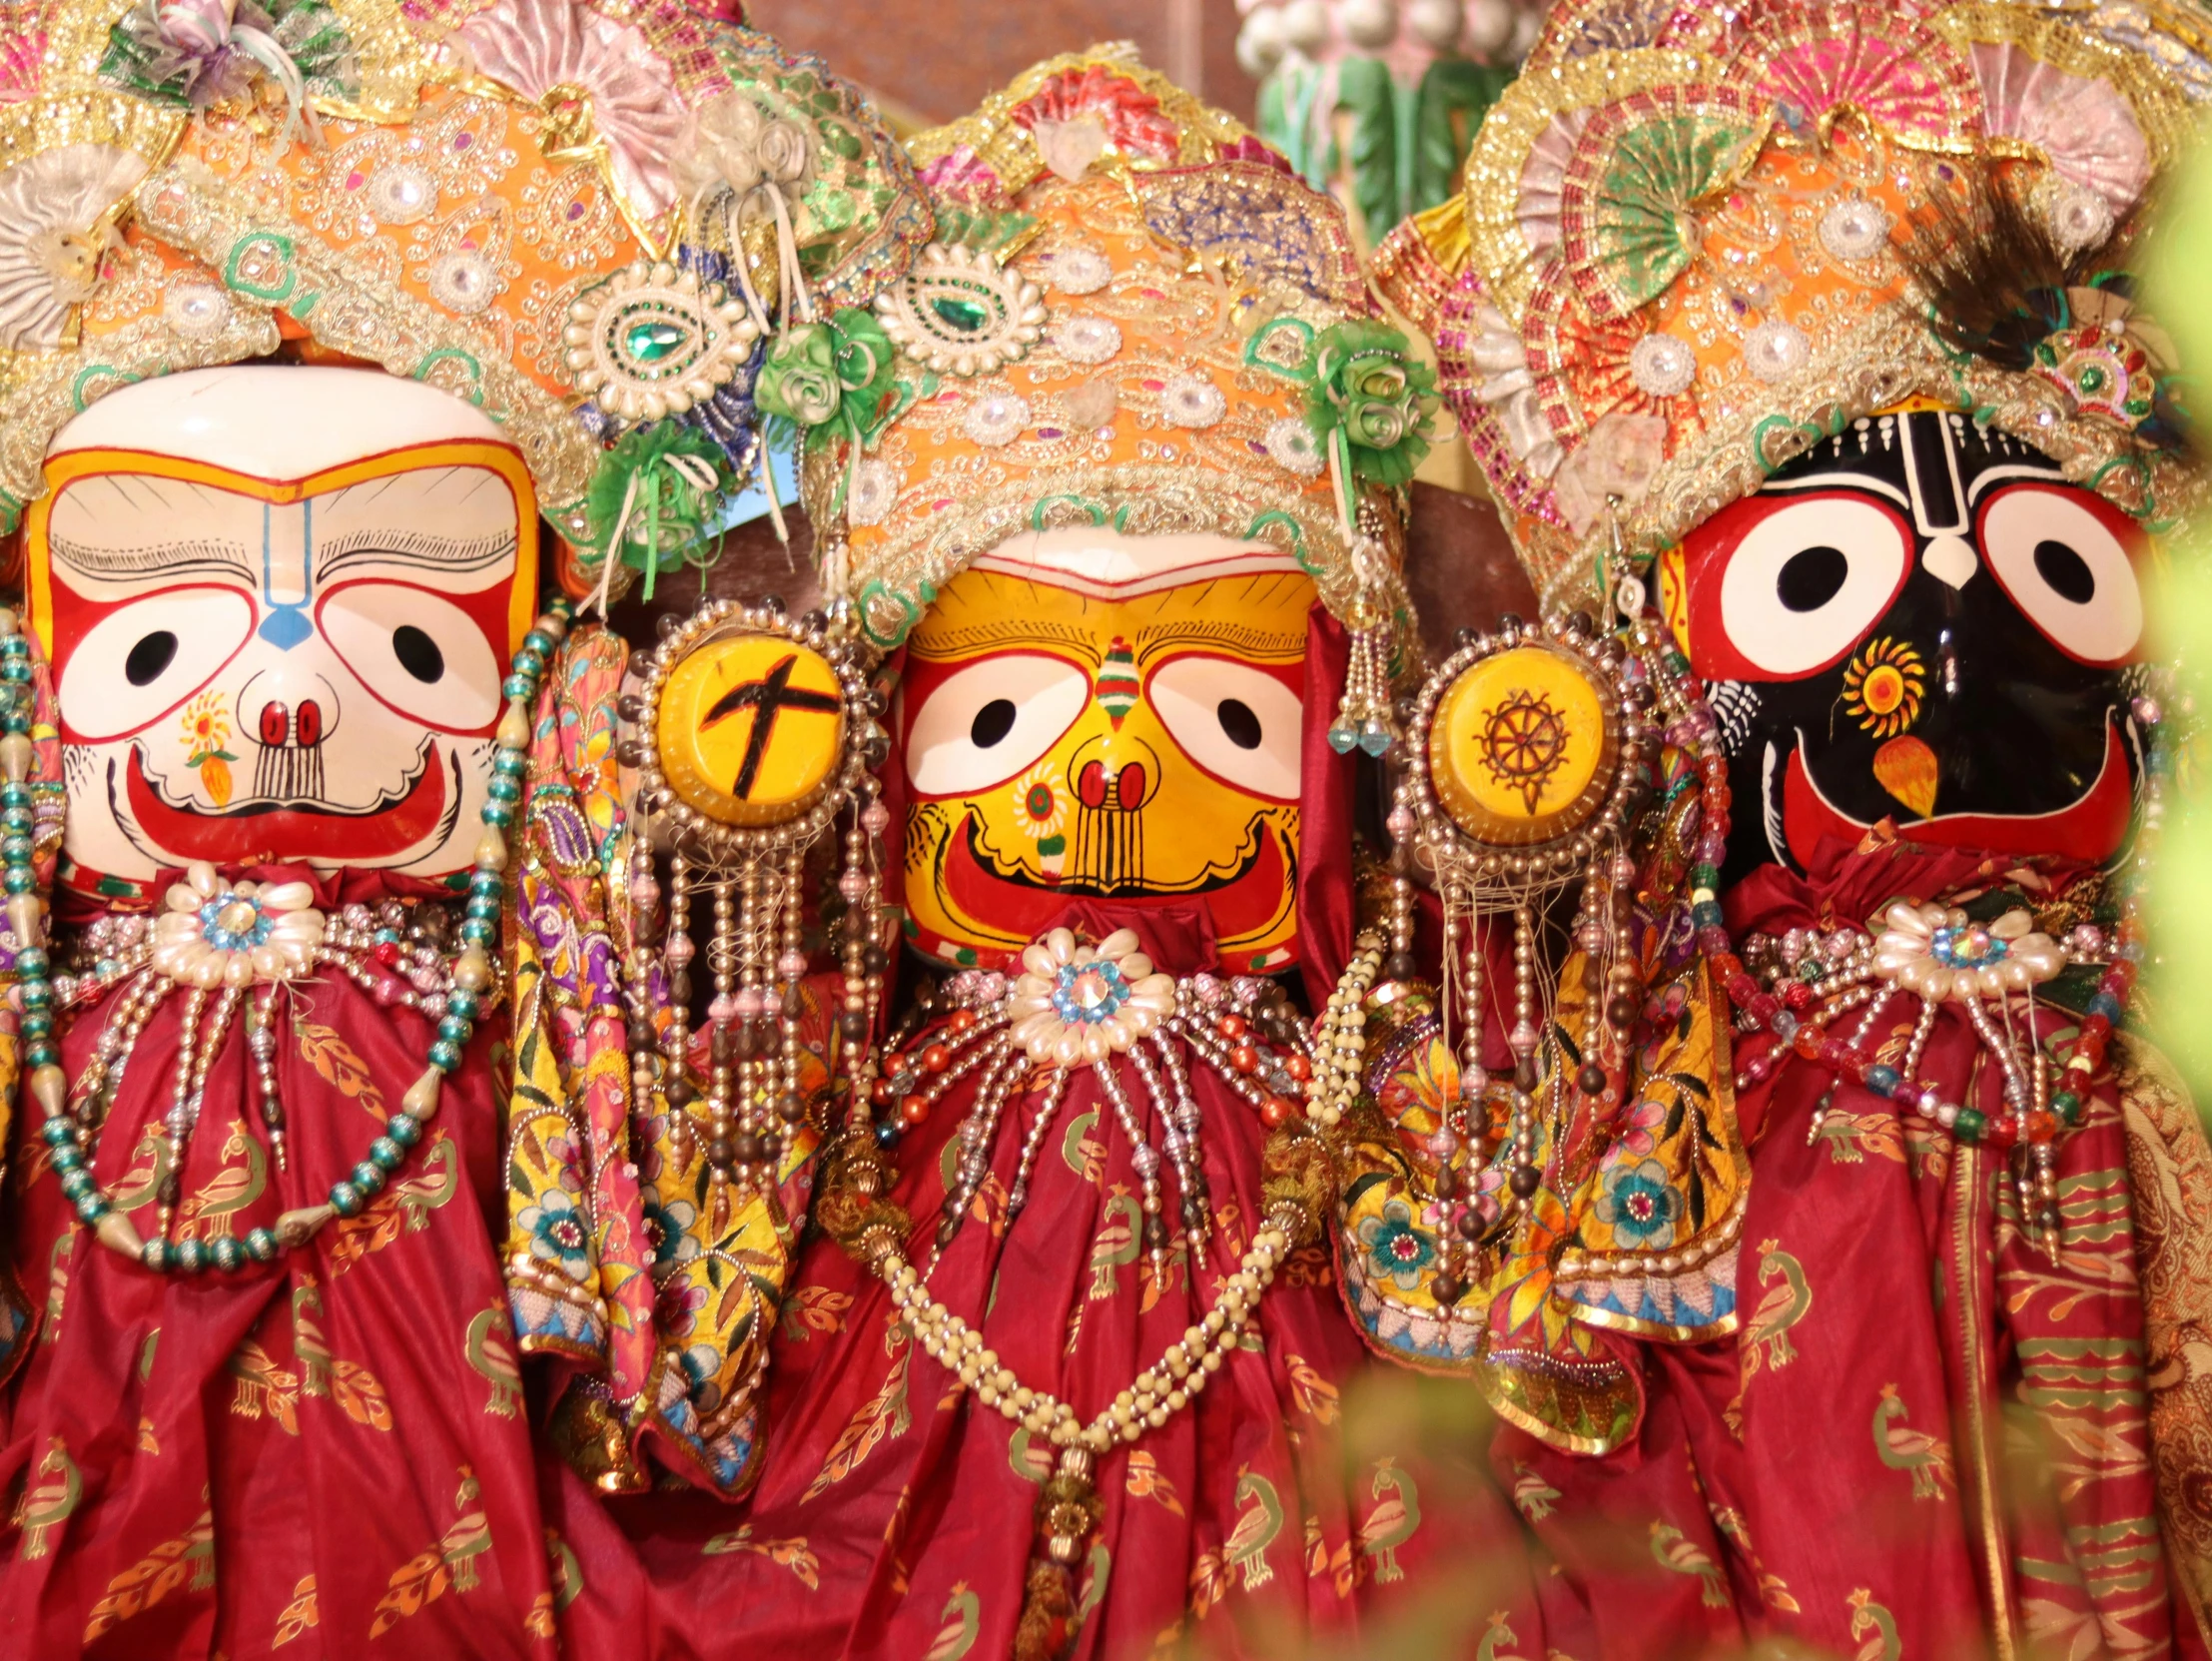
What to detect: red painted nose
<box><xmin>258</xmin><ymin>699</ymin><xmax>324</xmax><ymax>747</ymax></box>
<box><xmin>1076</xmin><ymin>761</ymin><xmax>1146</xmax><ymax>810</ymax></box>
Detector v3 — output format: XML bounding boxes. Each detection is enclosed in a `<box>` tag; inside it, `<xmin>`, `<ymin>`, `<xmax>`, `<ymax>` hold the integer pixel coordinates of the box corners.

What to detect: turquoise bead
<box><xmin>212</xmin><ymin>1236</ymin><xmax>245</xmax><ymax>1273</ymax></box>
<box><xmin>176</xmin><ymin>1237</ymin><xmax>207</xmax><ymax>1273</ymax></box>
<box><xmin>245</xmin><ymin>1228</ymin><xmax>280</xmax><ymax>1262</ymax></box>
<box><xmin>486</xmin><ymin>776</ymin><xmax>520</xmax><ymax>805</ymax></box>
<box><xmin>446</xmin><ymin>989</ymin><xmax>481</xmax><ymax>1021</ymax></box>
<box><xmin>429</xmin><ymin>1039</ymin><xmax>463</xmax><ymax>1072</ymax></box>
<box><xmin>141</xmin><ymin>1238</ymin><xmax>172</xmax><ymax>1273</ymax></box>
<box><xmin>387</xmin><ymin>1114</ymin><xmax>422</xmax><ymax>1148</ymax></box>
<box><xmin>436</xmin><ymin>1014</ymin><xmax>472</xmax><ymax>1046</ymax></box>
<box><xmin>329</xmin><ymin>1181</ymin><xmax>365</xmax><ymax>1218</ymax></box>
<box><xmin>350</xmin><ymin>1161</ymin><xmax>386</xmax><ymax>1196</ymax></box>
<box><xmin>369</xmin><ymin>1136</ymin><xmax>404</xmax><ymax>1172</ymax></box>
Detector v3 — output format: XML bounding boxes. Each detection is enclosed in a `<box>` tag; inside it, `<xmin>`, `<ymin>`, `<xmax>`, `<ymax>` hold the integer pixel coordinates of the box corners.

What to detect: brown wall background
<box><xmin>748</xmin><ymin>0</ymin><xmax>1258</xmax><ymax>131</ymax></box>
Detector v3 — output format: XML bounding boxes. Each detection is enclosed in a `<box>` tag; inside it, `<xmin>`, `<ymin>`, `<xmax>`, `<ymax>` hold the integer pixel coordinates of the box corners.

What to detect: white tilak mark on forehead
<box><xmin>1763</xmin><ymin>470</ymin><xmax>1911</xmax><ymax>510</ymax></box>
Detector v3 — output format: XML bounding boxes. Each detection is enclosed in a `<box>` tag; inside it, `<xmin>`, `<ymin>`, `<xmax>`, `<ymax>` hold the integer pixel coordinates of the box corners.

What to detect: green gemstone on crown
<box><xmin>623</xmin><ymin>319</ymin><xmax>691</xmax><ymax>365</ymax></box>
<box><xmin>931</xmin><ymin>296</ymin><xmax>992</xmax><ymax>333</ymax></box>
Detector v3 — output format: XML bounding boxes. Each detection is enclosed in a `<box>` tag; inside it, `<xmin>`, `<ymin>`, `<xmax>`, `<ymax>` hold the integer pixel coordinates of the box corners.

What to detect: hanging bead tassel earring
<box><xmin>1328</xmin><ymin>497</ymin><xmax>1402</xmax><ymax>759</ymax></box>
<box><xmin>618</xmin><ymin>594</ymin><xmax>883</xmax><ymax>1228</ymax></box>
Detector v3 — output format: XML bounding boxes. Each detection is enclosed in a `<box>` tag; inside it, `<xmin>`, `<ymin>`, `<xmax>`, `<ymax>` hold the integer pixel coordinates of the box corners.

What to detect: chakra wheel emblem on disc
<box><xmin>1478</xmin><ymin>688</ymin><xmax>1570</xmax><ymax>814</ymax></box>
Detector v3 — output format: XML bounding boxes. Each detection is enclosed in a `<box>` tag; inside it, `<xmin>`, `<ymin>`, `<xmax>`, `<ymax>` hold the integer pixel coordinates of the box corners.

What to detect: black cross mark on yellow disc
<box><xmin>703</xmin><ymin>653</ymin><xmax>842</xmax><ymax>799</ymax></box>
<box><xmin>655</xmin><ymin>634</ymin><xmax>846</xmax><ymax>827</ymax></box>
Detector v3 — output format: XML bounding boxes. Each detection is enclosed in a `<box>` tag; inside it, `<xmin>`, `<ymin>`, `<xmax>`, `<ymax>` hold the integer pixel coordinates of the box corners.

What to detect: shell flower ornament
<box><xmin>150</xmin><ymin>862</ymin><xmax>325</xmax><ymax>988</ymax></box>
<box><xmin>1008</xmin><ymin>927</ymin><xmax>1176</xmax><ymax>1066</ymax></box>
<box><xmin>1872</xmin><ymin>902</ymin><xmax>2065</xmax><ymax>1001</ymax></box>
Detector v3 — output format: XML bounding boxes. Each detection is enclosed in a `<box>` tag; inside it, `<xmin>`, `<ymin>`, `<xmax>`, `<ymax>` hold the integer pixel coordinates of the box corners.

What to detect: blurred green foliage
<box><xmin>2144</xmin><ymin>119</ymin><xmax>2212</xmax><ymax>1118</ymax></box>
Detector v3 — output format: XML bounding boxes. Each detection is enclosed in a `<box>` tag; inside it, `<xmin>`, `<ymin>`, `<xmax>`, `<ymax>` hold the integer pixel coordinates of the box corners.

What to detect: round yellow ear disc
<box><xmin>1429</xmin><ymin>643</ymin><xmax>1616</xmax><ymax>846</ymax></box>
<box><xmin>655</xmin><ymin>633</ymin><xmax>846</xmax><ymax>826</ymax></box>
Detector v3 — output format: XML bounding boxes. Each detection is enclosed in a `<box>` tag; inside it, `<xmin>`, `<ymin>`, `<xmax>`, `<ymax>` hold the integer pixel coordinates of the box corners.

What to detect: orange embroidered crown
<box><xmin>1373</xmin><ymin>0</ymin><xmax>2211</xmax><ymax>610</ymax></box>
<box><xmin>787</xmin><ymin>46</ymin><xmax>1439</xmax><ymax>652</ymax></box>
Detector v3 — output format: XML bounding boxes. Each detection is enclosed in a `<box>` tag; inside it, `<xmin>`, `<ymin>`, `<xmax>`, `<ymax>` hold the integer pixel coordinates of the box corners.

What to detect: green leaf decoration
<box><xmin>1335</xmin><ymin>55</ymin><xmax>1397</xmax><ymax>247</ymax></box>
<box><xmin>932</xmin><ymin>206</ymin><xmax>1039</xmax><ymax>255</ymax></box>
<box><xmin>1413</xmin><ymin>58</ymin><xmax>1512</xmax><ymax>218</ymax></box>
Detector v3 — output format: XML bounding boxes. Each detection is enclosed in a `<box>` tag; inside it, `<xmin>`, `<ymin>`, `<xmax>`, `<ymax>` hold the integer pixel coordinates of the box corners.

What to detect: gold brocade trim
<box><xmin>0</xmin><ymin>295</ymin><xmax>281</xmax><ymax>527</ymax></box>
<box><xmin>2114</xmin><ymin>1035</ymin><xmax>2212</xmax><ymax>1647</ymax></box>
<box><xmin>1481</xmin><ymin>1354</ymin><xmax>1641</xmax><ymax>1456</ymax></box>
<box><xmin>1517</xmin><ymin>307</ymin><xmax>2205</xmax><ymax>611</ymax></box>
<box><xmin>133</xmin><ymin>159</ymin><xmax>598</xmax><ymax>522</ymax></box>
<box><xmin>1368</xmin><ymin>208</ymin><xmax>1459</xmax><ymax>342</ymax></box>
<box><xmin>1458</xmin><ymin>49</ymin><xmax>1711</xmax><ymax>327</ymax></box>
<box><xmin>311</xmin><ymin>0</ymin><xmax>442</xmax><ymax>124</ymax></box>
<box><xmin>904</xmin><ymin>44</ymin><xmax>1256</xmax><ymax>203</ymax></box>
<box><xmin>807</xmin><ymin>446</ymin><xmax>1406</xmax><ymax>651</ymax></box>
<box><xmin>0</xmin><ymin>93</ymin><xmax>186</xmax><ymax>177</ymax></box>
<box><xmin>1929</xmin><ymin>4</ymin><xmax>2197</xmax><ymax>173</ymax></box>
<box><xmin>1949</xmin><ymin>1137</ymin><xmax>2022</xmax><ymax>1661</ymax></box>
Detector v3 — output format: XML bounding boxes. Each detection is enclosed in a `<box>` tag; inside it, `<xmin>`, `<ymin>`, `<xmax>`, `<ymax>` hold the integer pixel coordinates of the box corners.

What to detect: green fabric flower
<box><xmin>1307</xmin><ymin>320</ymin><xmax>1439</xmax><ymax>487</ymax></box>
<box><xmin>584</xmin><ymin>423</ymin><xmax>729</xmax><ymax>602</ymax></box>
<box><xmin>755</xmin><ymin>308</ymin><xmax>897</xmax><ymax>435</ymax></box>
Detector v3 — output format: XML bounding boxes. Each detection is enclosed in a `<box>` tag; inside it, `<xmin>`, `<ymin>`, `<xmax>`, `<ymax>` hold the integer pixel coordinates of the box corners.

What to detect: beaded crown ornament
<box><xmin>784</xmin><ymin>43</ymin><xmax>1438</xmax><ymax>748</ymax></box>
<box><xmin>1371</xmin><ymin>0</ymin><xmax>2212</xmax><ymax>612</ymax></box>
<box><xmin>0</xmin><ymin>0</ymin><xmax>929</xmax><ymax>597</ymax></box>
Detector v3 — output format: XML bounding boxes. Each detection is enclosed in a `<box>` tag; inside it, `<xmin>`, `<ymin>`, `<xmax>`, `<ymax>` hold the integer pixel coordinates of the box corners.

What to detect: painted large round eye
<box><xmin>906</xmin><ymin>655</ymin><xmax>1088</xmax><ymax>796</ymax></box>
<box><xmin>1148</xmin><ymin>655</ymin><xmax>1302</xmax><ymax>801</ymax></box>
<box><xmin>56</xmin><ymin>588</ymin><xmax>253</xmax><ymax>741</ymax></box>
<box><xmin>1714</xmin><ymin>494</ymin><xmax>1911</xmax><ymax>677</ymax></box>
<box><xmin>319</xmin><ymin>584</ymin><xmax>502</xmax><ymax>731</ymax></box>
<box><xmin>1977</xmin><ymin>485</ymin><xmax>2143</xmax><ymax>665</ymax></box>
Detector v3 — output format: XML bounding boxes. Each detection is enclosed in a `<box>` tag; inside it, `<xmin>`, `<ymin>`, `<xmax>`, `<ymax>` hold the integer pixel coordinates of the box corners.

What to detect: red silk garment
<box><xmin>1514</xmin><ymin>839</ymin><xmax>2197</xmax><ymax>1661</ymax></box>
<box><xmin>0</xmin><ymin>872</ymin><xmax>559</xmax><ymax>1660</ymax></box>
<box><xmin>543</xmin><ymin>906</ymin><xmax>1547</xmax><ymax>1660</ymax></box>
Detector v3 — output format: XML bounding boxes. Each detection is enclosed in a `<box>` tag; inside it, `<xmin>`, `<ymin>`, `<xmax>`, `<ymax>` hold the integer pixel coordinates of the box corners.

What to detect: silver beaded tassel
<box><xmin>619</xmin><ymin>597</ymin><xmax>885</xmax><ymax>1214</ymax></box>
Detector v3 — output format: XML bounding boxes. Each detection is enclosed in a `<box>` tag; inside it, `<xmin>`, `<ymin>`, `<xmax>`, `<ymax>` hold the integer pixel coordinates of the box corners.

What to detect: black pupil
<box><xmin>1217</xmin><ymin>698</ymin><xmax>1262</xmax><ymax>750</ymax></box>
<box><xmin>1776</xmin><ymin>545</ymin><xmax>1850</xmax><ymax>612</ymax></box>
<box><xmin>971</xmin><ymin>698</ymin><xmax>1017</xmax><ymax>747</ymax></box>
<box><xmin>125</xmin><ymin>631</ymin><xmax>177</xmax><ymax>686</ymax></box>
<box><xmin>392</xmin><ymin>625</ymin><xmax>444</xmax><ymax>683</ymax></box>
<box><xmin>2033</xmin><ymin>539</ymin><xmax>2097</xmax><ymax>605</ymax></box>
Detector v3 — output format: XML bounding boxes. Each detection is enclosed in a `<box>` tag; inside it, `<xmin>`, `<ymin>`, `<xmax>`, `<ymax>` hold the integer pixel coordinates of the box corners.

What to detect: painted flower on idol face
<box><xmin>28</xmin><ymin>365</ymin><xmax>535</xmax><ymax>883</ymax></box>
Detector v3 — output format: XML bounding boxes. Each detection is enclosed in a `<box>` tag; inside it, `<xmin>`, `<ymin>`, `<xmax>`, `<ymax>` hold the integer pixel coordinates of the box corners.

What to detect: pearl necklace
<box><xmin>18</xmin><ymin>598</ymin><xmax>569</xmax><ymax>1274</ymax></box>
<box><xmin>816</xmin><ymin>945</ymin><xmax>1331</xmax><ymax>1637</ymax></box>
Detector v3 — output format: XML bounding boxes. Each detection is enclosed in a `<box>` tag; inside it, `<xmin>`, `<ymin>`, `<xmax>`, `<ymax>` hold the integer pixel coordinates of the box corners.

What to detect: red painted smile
<box><xmin>940</xmin><ymin>809</ymin><xmax>1293</xmax><ymax>948</ymax></box>
<box><xmin>120</xmin><ymin>740</ymin><xmax>455</xmax><ymax>865</ymax></box>
<box><xmin>1782</xmin><ymin>720</ymin><xmax>2133</xmax><ymax>866</ymax></box>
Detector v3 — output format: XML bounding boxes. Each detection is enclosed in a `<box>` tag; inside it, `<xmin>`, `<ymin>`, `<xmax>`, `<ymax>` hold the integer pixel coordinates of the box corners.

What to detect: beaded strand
<box><xmin>26</xmin><ymin>598</ymin><xmax>571</xmax><ymax>1272</ymax></box>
